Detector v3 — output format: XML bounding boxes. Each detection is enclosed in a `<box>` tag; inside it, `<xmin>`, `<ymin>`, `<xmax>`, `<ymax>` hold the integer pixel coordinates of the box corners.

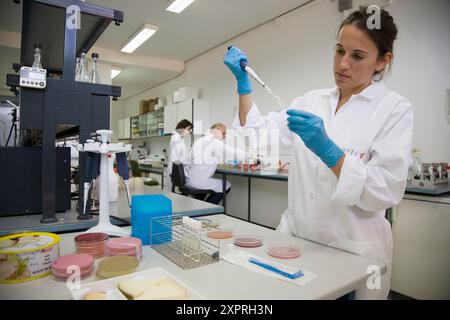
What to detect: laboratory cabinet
<box><xmin>164</xmin><ymin>99</ymin><xmax>210</xmax><ymax>135</ymax></box>
<box><xmin>391</xmin><ymin>197</ymin><xmax>450</xmax><ymax>299</ymax></box>
<box><xmin>117</xmin><ymin>117</ymin><xmax>130</xmax><ymax>139</ymax></box>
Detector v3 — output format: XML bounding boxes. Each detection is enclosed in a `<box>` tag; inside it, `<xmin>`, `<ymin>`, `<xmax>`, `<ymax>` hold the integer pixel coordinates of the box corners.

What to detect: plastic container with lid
<box><xmin>0</xmin><ymin>232</ymin><xmax>60</xmax><ymax>283</ymax></box>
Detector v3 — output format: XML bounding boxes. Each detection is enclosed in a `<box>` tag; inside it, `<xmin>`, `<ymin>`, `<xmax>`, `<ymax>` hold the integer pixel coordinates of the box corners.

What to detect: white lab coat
<box><xmin>232</xmin><ymin>81</ymin><xmax>414</xmax><ymax>299</ymax></box>
<box><xmin>185</xmin><ymin>133</ymin><xmax>247</xmax><ymax>193</ymax></box>
<box><xmin>168</xmin><ymin>130</ymin><xmax>190</xmax><ymax>175</ymax></box>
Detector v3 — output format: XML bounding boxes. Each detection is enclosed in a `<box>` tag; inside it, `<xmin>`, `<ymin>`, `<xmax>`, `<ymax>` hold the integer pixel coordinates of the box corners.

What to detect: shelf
<box><xmin>20</xmin><ymin>0</ymin><xmax>123</xmax><ymax>73</ymax></box>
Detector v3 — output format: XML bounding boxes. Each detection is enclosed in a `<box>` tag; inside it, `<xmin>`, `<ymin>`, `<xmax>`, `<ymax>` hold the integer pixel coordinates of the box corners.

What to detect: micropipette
<box><xmin>116</xmin><ymin>152</ymin><xmax>131</xmax><ymax>207</ymax></box>
<box><xmin>228</xmin><ymin>47</ymin><xmax>286</xmax><ymax>109</ymax></box>
<box><xmin>240</xmin><ymin>61</ymin><xmax>286</xmax><ymax>110</ymax></box>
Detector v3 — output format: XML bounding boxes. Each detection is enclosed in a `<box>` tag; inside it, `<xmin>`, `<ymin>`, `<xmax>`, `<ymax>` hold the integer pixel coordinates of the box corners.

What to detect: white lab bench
<box><xmin>0</xmin><ymin>214</ymin><xmax>386</xmax><ymax>300</ymax></box>
<box><xmin>0</xmin><ymin>186</ymin><xmax>224</xmax><ymax>236</ymax></box>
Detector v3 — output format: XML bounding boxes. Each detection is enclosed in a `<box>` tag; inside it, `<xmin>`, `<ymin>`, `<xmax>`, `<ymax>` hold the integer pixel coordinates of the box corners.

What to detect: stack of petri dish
<box><xmin>267</xmin><ymin>244</ymin><xmax>301</xmax><ymax>259</ymax></box>
<box><xmin>233</xmin><ymin>235</ymin><xmax>263</xmax><ymax>248</ymax></box>
<box><xmin>96</xmin><ymin>256</ymin><xmax>139</xmax><ymax>279</ymax></box>
<box><xmin>207</xmin><ymin>229</ymin><xmax>233</xmax><ymax>240</ymax></box>
<box><xmin>51</xmin><ymin>253</ymin><xmax>95</xmax><ymax>278</ymax></box>
<box><xmin>106</xmin><ymin>237</ymin><xmax>142</xmax><ymax>258</ymax></box>
<box><xmin>75</xmin><ymin>233</ymin><xmax>108</xmax><ymax>258</ymax></box>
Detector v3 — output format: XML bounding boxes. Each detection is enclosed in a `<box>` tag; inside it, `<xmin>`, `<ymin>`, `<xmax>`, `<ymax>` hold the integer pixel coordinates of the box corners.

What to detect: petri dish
<box><xmin>267</xmin><ymin>244</ymin><xmax>301</xmax><ymax>259</ymax></box>
<box><xmin>51</xmin><ymin>253</ymin><xmax>94</xmax><ymax>277</ymax></box>
<box><xmin>207</xmin><ymin>229</ymin><xmax>233</xmax><ymax>240</ymax></box>
<box><xmin>233</xmin><ymin>235</ymin><xmax>263</xmax><ymax>248</ymax></box>
<box><xmin>52</xmin><ymin>264</ymin><xmax>95</xmax><ymax>278</ymax></box>
<box><xmin>96</xmin><ymin>256</ymin><xmax>139</xmax><ymax>279</ymax></box>
<box><xmin>75</xmin><ymin>233</ymin><xmax>108</xmax><ymax>243</ymax></box>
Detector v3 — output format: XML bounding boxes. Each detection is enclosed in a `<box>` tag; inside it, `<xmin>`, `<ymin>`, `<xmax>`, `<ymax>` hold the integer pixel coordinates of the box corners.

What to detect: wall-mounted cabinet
<box><xmin>119</xmin><ymin>98</ymin><xmax>210</xmax><ymax>140</ymax></box>
<box><xmin>119</xmin><ymin>107</ymin><xmax>167</xmax><ymax>139</ymax></box>
<box><xmin>164</xmin><ymin>99</ymin><xmax>210</xmax><ymax>135</ymax></box>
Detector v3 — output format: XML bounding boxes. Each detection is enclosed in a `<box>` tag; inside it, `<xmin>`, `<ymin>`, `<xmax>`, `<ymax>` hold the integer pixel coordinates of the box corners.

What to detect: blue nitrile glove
<box><xmin>287</xmin><ymin>109</ymin><xmax>344</xmax><ymax>168</ymax></box>
<box><xmin>224</xmin><ymin>46</ymin><xmax>252</xmax><ymax>95</ymax></box>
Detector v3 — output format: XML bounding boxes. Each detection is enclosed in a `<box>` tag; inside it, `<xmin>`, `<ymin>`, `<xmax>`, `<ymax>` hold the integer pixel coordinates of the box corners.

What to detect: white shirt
<box><xmin>185</xmin><ymin>133</ymin><xmax>246</xmax><ymax>193</ymax></box>
<box><xmin>232</xmin><ymin>81</ymin><xmax>414</xmax><ymax>299</ymax></box>
<box><xmin>168</xmin><ymin>130</ymin><xmax>189</xmax><ymax>175</ymax></box>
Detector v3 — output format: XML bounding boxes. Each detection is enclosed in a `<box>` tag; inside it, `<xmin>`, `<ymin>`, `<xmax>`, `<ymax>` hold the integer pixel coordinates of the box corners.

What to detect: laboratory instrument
<box><xmin>78</xmin><ymin>130</ymin><xmax>132</xmax><ymax>237</ymax></box>
<box><xmin>237</xmin><ymin>59</ymin><xmax>286</xmax><ymax>109</ymax></box>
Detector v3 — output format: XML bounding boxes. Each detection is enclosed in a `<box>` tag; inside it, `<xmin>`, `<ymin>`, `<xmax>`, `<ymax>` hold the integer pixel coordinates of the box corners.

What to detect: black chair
<box><xmin>171</xmin><ymin>161</ymin><xmax>214</xmax><ymax>199</ymax></box>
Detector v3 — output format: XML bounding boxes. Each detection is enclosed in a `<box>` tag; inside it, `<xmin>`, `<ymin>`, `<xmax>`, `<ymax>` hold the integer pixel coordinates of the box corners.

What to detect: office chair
<box><xmin>171</xmin><ymin>161</ymin><xmax>214</xmax><ymax>199</ymax></box>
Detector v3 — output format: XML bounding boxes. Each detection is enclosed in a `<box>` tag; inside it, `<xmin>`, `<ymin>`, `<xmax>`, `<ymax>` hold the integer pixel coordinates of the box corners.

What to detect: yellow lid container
<box><xmin>0</xmin><ymin>232</ymin><xmax>60</xmax><ymax>283</ymax></box>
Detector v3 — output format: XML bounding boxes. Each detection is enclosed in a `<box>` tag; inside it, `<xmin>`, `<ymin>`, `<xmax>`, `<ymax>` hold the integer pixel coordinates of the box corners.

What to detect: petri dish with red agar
<box><xmin>106</xmin><ymin>237</ymin><xmax>142</xmax><ymax>258</ymax></box>
<box><xmin>233</xmin><ymin>235</ymin><xmax>263</xmax><ymax>248</ymax></box>
<box><xmin>207</xmin><ymin>229</ymin><xmax>233</xmax><ymax>240</ymax></box>
<box><xmin>74</xmin><ymin>232</ymin><xmax>108</xmax><ymax>258</ymax></box>
<box><xmin>51</xmin><ymin>253</ymin><xmax>95</xmax><ymax>278</ymax></box>
<box><xmin>267</xmin><ymin>244</ymin><xmax>301</xmax><ymax>259</ymax></box>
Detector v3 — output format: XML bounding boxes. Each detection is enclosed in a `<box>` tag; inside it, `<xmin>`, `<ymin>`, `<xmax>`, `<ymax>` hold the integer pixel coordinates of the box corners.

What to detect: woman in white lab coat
<box><xmin>168</xmin><ymin>119</ymin><xmax>192</xmax><ymax>176</ymax></box>
<box><xmin>224</xmin><ymin>6</ymin><xmax>413</xmax><ymax>299</ymax></box>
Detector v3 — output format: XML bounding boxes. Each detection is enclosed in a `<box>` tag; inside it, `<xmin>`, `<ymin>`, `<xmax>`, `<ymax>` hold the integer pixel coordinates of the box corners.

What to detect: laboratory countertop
<box><xmin>0</xmin><ymin>214</ymin><xmax>385</xmax><ymax>300</ymax></box>
<box><xmin>215</xmin><ymin>167</ymin><xmax>289</xmax><ymax>181</ymax></box>
<box><xmin>0</xmin><ymin>186</ymin><xmax>224</xmax><ymax>236</ymax></box>
<box><xmin>402</xmin><ymin>191</ymin><xmax>450</xmax><ymax>205</ymax></box>
<box><xmin>216</xmin><ymin>167</ymin><xmax>450</xmax><ymax>203</ymax></box>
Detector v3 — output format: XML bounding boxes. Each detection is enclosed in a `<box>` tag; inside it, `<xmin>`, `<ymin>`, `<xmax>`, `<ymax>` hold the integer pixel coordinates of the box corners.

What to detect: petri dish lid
<box><xmin>207</xmin><ymin>229</ymin><xmax>233</xmax><ymax>240</ymax></box>
<box><xmin>233</xmin><ymin>235</ymin><xmax>263</xmax><ymax>248</ymax></box>
<box><xmin>75</xmin><ymin>233</ymin><xmax>108</xmax><ymax>243</ymax></box>
<box><xmin>51</xmin><ymin>253</ymin><xmax>94</xmax><ymax>273</ymax></box>
<box><xmin>267</xmin><ymin>244</ymin><xmax>301</xmax><ymax>259</ymax></box>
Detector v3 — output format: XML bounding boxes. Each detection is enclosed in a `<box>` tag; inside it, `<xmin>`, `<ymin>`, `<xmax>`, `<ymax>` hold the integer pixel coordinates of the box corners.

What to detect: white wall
<box><xmin>123</xmin><ymin>0</ymin><xmax>450</xmax><ymax>163</ymax></box>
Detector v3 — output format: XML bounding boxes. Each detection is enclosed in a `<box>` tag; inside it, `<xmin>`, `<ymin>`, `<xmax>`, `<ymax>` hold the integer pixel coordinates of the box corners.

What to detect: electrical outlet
<box><xmin>339</xmin><ymin>0</ymin><xmax>353</xmax><ymax>12</ymax></box>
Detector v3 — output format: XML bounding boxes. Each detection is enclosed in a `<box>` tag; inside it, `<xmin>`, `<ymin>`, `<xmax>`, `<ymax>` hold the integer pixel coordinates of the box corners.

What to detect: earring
<box><xmin>373</xmin><ymin>71</ymin><xmax>383</xmax><ymax>82</ymax></box>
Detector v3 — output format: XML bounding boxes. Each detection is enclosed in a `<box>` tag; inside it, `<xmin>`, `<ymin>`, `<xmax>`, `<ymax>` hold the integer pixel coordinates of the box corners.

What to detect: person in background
<box><xmin>186</xmin><ymin>123</ymin><xmax>246</xmax><ymax>204</ymax></box>
<box><xmin>224</xmin><ymin>6</ymin><xmax>413</xmax><ymax>299</ymax></box>
<box><xmin>168</xmin><ymin>119</ymin><xmax>193</xmax><ymax>176</ymax></box>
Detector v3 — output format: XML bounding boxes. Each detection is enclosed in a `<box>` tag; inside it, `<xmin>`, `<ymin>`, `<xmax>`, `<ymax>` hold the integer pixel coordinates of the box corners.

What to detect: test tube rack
<box><xmin>150</xmin><ymin>215</ymin><xmax>220</xmax><ymax>270</ymax></box>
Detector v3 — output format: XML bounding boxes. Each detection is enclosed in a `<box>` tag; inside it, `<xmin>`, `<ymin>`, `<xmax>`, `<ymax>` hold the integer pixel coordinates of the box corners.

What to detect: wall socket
<box><xmin>338</xmin><ymin>0</ymin><xmax>353</xmax><ymax>12</ymax></box>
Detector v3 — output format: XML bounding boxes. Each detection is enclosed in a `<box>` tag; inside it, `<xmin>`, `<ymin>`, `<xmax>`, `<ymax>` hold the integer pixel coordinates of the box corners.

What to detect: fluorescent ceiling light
<box><xmin>121</xmin><ymin>23</ymin><xmax>159</xmax><ymax>54</ymax></box>
<box><xmin>166</xmin><ymin>0</ymin><xmax>195</xmax><ymax>13</ymax></box>
<box><xmin>111</xmin><ymin>66</ymin><xmax>123</xmax><ymax>79</ymax></box>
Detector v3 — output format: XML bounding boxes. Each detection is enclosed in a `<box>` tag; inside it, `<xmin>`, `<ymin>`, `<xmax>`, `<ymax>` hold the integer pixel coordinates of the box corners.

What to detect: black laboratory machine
<box><xmin>0</xmin><ymin>0</ymin><xmax>124</xmax><ymax>222</ymax></box>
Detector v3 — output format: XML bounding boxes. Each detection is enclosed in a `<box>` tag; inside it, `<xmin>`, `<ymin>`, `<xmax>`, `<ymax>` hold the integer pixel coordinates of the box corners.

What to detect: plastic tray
<box><xmin>69</xmin><ymin>267</ymin><xmax>206</xmax><ymax>300</ymax></box>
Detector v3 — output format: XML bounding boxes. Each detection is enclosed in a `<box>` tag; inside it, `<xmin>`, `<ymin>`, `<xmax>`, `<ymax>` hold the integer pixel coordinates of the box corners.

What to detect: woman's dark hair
<box><xmin>176</xmin><ymin>119</ymin><xmax>193</xmax><ymax>130</ymax></box>
<box><xmin>338</xmin><ymin>5</ymin><xmax>398</xmax><ymax>78</ymax></box>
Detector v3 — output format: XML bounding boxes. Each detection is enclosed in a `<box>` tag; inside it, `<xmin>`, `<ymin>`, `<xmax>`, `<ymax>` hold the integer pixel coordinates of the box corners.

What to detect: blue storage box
<box><xmin>131</xmin><ymin>194</ymin><xmax>172</xmax><ymax>245</ymax></box>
